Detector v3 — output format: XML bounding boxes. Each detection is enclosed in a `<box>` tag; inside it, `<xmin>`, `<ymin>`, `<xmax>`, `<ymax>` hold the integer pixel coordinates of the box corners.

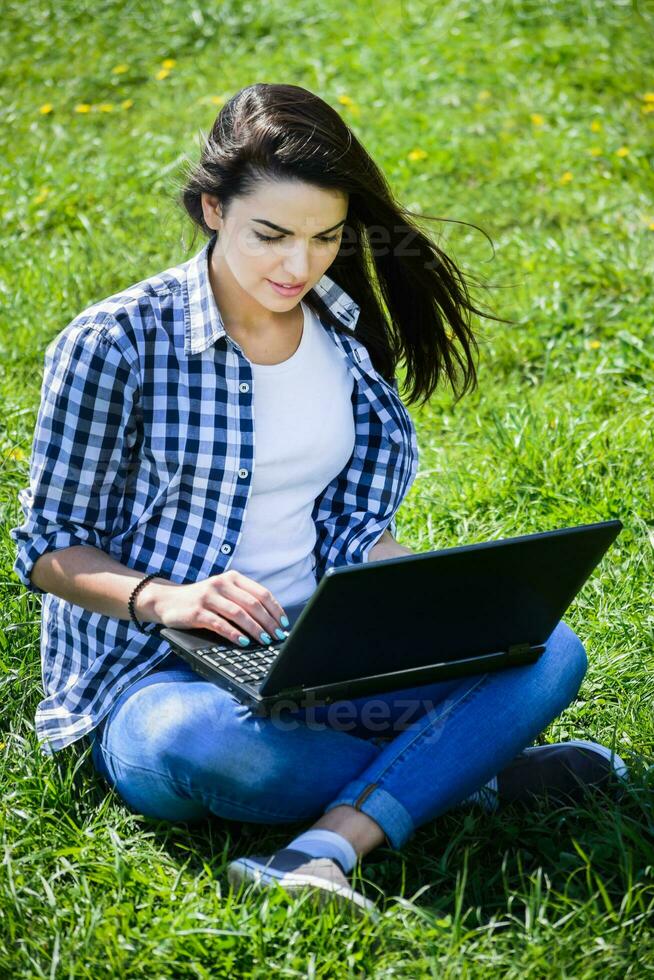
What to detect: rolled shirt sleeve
<box><xmin>9</xmin><ymin>317</ymin><xmax>140</xmax><ymax>595</ymax></box>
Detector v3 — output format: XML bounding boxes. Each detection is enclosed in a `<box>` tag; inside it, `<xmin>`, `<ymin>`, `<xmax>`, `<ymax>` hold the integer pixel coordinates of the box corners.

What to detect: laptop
<box><xmin>159</xmin><ymin>518</ymin><xmax>622</xmax><ymax>713</ymax></box>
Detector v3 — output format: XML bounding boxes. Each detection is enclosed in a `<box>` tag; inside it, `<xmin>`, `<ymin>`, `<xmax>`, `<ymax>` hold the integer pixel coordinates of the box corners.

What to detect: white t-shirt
<box><xmin>228</xmin><ymin>301</ymin><xmax>355</xmax><ymax>608</ymax></box>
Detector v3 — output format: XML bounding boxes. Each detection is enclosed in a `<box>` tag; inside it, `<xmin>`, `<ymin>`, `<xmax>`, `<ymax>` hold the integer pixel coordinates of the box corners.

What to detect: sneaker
<box><xmin>497</xmin><ymin>739</ymin><xmax>630</xmax><ymax>806</ymax></box>
<box><xmin>227</xmin><ymin>847</ymin><xmax>377</xmax><ymax>915</ymax></box>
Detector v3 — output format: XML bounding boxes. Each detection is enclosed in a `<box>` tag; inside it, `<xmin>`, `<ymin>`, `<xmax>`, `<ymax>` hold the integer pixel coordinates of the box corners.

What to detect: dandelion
<box><xmin>5</xmin><ymin>447</ymin><xmax>26</xmax><ymax>461</ymax></box>
<box><xmin>337</xmin><ymin>95</ymin><xmax>354</xmax><ymax>106</ymax></box>
<box><xmin>616</xmin><ymin>147</ymin><xmax>629</xmax><ymax>157</ymax></box>
<box><xmin>530</xmin><ymin>113</ymin><xmax>544</xmax><ymax>126</ymax></box>
<box><xmin>589</xmin><ymin>340</ymin><xmax>601</xmax><ymax>349</ymax></box>
<box><xmin>155</xmin><ymin>68</ymin><xmax>170</xmax><ymax>81</ymax></box>
<box><xmin>559</xmin><ymin>171</ymin><xmax>573</xmax><ymax>184</ymax></box>
<box><xmin>649</xmin><ymin>222</ymin><xmax>654</xmax><ymax>231</ymax></box>
<box><xmin>98</xmin><ymin>103</ymin><xmax>114</xmax><ymax>112</ymax></box>
<box><xmin>112</xmin><ymin>64</ymin><xmax>129</xmax><ymax>75</ymax></box>
<box><xmin>641</xmin><ymin>92</ymin><xmax>654</xmax><ymax>102</ymax></box>
<box><xmin>408</xmin><ymin>148</ymin><xmax>428</xmax><ymax>162</ymax></box>
<box><xmin>590</xmin><ymin>120</ymin><xmax>602</xmax><ymax>132</ymax></box>
<box><xmin>121</xmin><ymin>99</ymin><xmax>134</xmax><ymax>110</ymax></box>
<box><xmin>210</xmin><ymin>95</ymin><xmax>225</xmax><ymax>106</ymax></box>
<box><xmin>75</xmin><ymin>103</ymin><xmax>92</xmax><ymax>113</ymax></box>
<box><xmin>34</xmin><ymin>188</ymin><xmax>50</xmax><ymax>205</ymax></box>
<box><xmin>588</xmin><ymin>146</ymin><xmax>602</xmax><ymax>157</ymax></box>
<box><xmin>39</xmin><ymin>103</ymin><xmax>53</xmax><ymax>114</ymax></box>
<box><xmin>161</xmin><ymin>58</ymin><xmax>176</xmax><ymax>69</ymax></box>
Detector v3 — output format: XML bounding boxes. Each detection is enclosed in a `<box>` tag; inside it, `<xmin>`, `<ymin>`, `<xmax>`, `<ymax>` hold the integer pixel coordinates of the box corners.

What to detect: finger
<box><xmin>224</xmin><ymin>573</ymin><xmax>288</xmax><ymax>630</ymax></box>
<box><xmin>197</xmin><ymin>609</ymin><xmax>253</xmax><ymax>647</ymax></box>
<box><xmin>205</xmin><ymin>591</ymin><xmax>282</xmax><ymax>644</ymax></box>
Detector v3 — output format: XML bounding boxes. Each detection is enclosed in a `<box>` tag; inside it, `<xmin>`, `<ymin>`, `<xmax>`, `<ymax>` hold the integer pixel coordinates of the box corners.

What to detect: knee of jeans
<box><xmin>546</xmin><ymin>620</ymin><xmax>588</xmax><ymax>698</ymax></box>
<box><xmin>102</xmin><ymin>679</ymin><xmax>207</xmax><ymax>775</ymax></box>
<box><xmin>142</xmin><ymin>688</ymin><xmax>292</xmax><ymax>798</ymax></box>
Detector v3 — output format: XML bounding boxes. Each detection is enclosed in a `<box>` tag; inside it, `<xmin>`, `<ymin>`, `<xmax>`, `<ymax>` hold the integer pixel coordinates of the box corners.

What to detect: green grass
<box><xmin>1</xmin><ymin>0</ymin><xmax>653</xmax><ymax>975</ymax></box>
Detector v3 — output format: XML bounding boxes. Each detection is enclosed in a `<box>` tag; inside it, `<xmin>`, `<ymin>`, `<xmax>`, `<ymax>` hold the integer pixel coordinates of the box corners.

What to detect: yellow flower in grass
<box><xmin>590</xmin><ymin>120</ymin><xmax>603</xmax><ymax>132</ymax></box>
<box><xmin>616</xmin><ymin>146</ymin><xmax>629</xmax><ymax>157</ymax></box>
<box><xmin>155</xmin><ymin>68</ymin><xmax>170</xmax><ymax>80</ymax></box>
<box><xmin>335</xmin><ymin>95</ymin><xmax>359</xmax><ymax>116</ymax></box>
<box><xmin>98</xmin><ymin>103</ymin><xmax>114</xmax><ymax>112</ymax></box>
<box><xmin>210</xmin><ymin>95</ymin><xmax>225</xmax><ymax>106</ymax></box>
<box><xmin>589</xmin><ymin>340</ymin><xmax>602</xmax><ymax>349</ymax></box>
<box><xmin>559</xmin><ymin>171</ymin><xmax>573</xmax><ymax>184</ymax></box>
<box><xmin>161</xmin><ymin>58</ymin><xmax>176</xmax><ymax>69</ymax></box>
<box><xmin>112</xmin><ymin>64</ymin><xmax>129</xmax><ymax>75</ymax></box>
<box><xmin>642</xmin><ymin>104</ymin><xmax>654</xmax><ymax>114</ymax></box>
<box><xmin>75</xmin><ymin>103</ymin><xmax>92</xmax><ymax>113</ymax></box>
<box><xmin>408</xmin><ymin>148</ymin><xmax>428</xmax><ymax>162</ymax></box>
<box><xmin>641</xmin><ymin>92</ymin><xmax>654</xmax><ymax>102</ymax></box>
<box><xmin>530</xmin><ymin>113</ymin><xmax>545</xmax><ymax>126</ymax></box>
<box><xmin>39</xmin><ymin>103</ymin><xmax>53</xmax><ymax>114</ymax></box>
<box><xmin>649</xmin><ymin>222</ymin><xmax>654</xmax><ymax>231</ymax></box>
<box><xmin>588</xmin><ymin>146</ymin><xmax>602</xmax><ymax>157</ymax></box>
<box><xmin>121</xmin><ymin>99</ymin><xmax>134</xmax><ymax>110</ymax></box>
<box><xmin>5</xmin><ymin>447</ymin><xmax>26</xmax><ymax>461</ymax></box>
<box><xmin>34</xmin><ymin>187</ymin><xmax>50</xmax><ymax>205</ymax></box>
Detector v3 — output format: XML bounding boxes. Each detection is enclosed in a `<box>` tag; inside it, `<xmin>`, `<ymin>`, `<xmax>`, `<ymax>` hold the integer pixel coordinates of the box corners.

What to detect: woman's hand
<box><xmin>138</xmin><ymin>570</ymin><xmax>289</xmax><ymax>646</ymax></box>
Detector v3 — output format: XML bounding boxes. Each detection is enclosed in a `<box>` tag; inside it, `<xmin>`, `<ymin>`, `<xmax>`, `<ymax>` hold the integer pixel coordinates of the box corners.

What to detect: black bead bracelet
<box><xmin>128</xmin><ymin>572</ymin><xmax>164</xmax><ymax>633</ymax></box>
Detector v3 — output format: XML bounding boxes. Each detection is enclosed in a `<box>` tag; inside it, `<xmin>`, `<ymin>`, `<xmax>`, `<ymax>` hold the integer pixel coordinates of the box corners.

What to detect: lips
<box><xmin>269</xmin><ymin>279</ymin><xmax>305</xmax><ymax>288</ymax></box>
<box><xmin>266</xmin><ymin>279</ymin><xmax>306</xmax><ymax>296</ymax></box>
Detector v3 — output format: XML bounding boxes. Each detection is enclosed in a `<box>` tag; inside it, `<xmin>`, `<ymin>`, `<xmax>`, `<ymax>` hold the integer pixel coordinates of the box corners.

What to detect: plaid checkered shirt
<box><xmin>10</xmin><ymin>232</ymin><xmax>420</xmax><ymax>756</ymax></box>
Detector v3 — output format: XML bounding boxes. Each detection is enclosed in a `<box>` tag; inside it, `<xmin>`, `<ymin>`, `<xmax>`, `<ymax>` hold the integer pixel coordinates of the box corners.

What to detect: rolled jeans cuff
<box><xmin>323</xmin><ymin>778</ymin><xmax>415</xmax><ymax>850</ymax></box>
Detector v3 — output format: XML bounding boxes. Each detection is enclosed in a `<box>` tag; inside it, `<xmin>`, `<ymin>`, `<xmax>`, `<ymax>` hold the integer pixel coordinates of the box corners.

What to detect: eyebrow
<box><xmin>252</xmin><ymin>218</ymin><xmax>347</xmax><ymax>236</ymax></box>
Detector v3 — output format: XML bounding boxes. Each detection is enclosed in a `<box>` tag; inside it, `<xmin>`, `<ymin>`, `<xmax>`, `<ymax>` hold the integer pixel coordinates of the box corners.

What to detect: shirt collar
<box><xmin>183</xmin><ymin>231</ymin><xmax>361</xmax><ymax>356</ymax></box>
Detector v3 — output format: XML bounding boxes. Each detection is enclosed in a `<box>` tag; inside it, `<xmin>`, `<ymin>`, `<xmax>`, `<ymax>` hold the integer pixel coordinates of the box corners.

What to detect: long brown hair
<box><xmin>176</xmin><ymin>83</ymin><xmax>512</xmax><ymax>409</ymax></box>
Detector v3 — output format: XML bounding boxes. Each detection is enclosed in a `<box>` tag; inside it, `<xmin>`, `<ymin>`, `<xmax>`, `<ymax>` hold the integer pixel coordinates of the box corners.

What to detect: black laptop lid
<box><xmin>260</xmin><ymin>519</ymin><xmax>622</xmax><ymax>694</ymax></box>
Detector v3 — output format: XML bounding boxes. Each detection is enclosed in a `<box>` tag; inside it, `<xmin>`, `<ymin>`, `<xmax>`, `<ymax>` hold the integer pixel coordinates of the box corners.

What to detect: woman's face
<box><xmin>201</xmin><ymin>179</ymin><xmax>348</xmax><ymax>313</ymax></box>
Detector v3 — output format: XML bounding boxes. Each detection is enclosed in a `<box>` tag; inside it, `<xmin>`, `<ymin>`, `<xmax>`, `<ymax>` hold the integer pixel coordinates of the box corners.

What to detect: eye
<box><xmin>253</xmin><ymin>232</ymin><xmax>341</xmax><ymax>244</ymax></box>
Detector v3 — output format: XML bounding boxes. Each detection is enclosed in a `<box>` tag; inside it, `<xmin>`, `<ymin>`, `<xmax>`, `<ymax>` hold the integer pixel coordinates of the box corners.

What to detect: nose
<box><xmin>279</xmin><ymin>243</ymin><xmax>310</xmax><ymax>283</ymax></box>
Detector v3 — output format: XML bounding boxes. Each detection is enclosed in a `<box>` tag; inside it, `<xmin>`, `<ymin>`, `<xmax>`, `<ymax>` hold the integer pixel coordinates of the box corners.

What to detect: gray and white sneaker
<box><xmin>497</xmin><ymin>739</ymin><xmax>630</xmax><ymax>806</ymax></box>
<box><xmin>227</xmin><ymin>847</ymin><xmax>377</xmax><ymax>915</ymax></box>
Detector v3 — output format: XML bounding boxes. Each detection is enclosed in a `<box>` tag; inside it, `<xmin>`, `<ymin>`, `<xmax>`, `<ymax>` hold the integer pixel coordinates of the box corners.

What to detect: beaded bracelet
<box><xmin>128</xmin><ymin>571</ymin><xmax>164</xmax><ymax>633</ymax></box>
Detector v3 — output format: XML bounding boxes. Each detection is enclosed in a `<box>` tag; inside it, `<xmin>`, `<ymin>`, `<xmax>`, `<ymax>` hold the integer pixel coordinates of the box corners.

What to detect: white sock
<box><xmin>462</xmin><ymin>775</ymin><xmax>499</xmax><ymax>812</ymax></box>
<box><xmin>287</xmin><ymin>829</ymin><xmax>357</xmax><ymax>872</ymax></box>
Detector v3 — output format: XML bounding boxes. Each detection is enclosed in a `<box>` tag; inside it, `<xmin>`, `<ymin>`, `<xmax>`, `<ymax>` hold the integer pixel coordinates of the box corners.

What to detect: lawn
<box><xmin>1</xmin><ymin>0</ymin><xmax>653</xmax><ymax>976</ymax></box>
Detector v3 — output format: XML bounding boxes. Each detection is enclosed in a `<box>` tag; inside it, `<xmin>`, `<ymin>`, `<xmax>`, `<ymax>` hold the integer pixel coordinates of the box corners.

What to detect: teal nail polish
<box><xmin>238</xmin><ymin>635</ymin><xmax>251</xmax><ymax>646</ymax></box>
<box><xmin>260</xmin><ymin>631</ymin><xmax>272</xmax><ymax>644</ymax></box>
<box><xmin>281</xmin><ymin>615</ymin><xmax>290</xmax><ymax>628</ymax></box>
<box><xmin>274</xmin><ymin>628</ymin><xmax>286</xmax><ymax>641</ymax></box>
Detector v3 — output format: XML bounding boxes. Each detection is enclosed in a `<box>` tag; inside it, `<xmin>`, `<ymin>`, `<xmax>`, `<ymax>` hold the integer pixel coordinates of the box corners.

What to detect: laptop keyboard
<box><xmin>200</xmin><ymin>642</ymin><xmax>280</xmax><ymax>686</ymax></box>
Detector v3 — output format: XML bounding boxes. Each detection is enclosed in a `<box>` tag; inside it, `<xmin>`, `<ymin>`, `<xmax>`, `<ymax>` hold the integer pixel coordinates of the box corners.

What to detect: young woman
<box><xmin>11</xmin><ymin>83</ymin><xmax>627</xmax><ymax>912</ymax></box>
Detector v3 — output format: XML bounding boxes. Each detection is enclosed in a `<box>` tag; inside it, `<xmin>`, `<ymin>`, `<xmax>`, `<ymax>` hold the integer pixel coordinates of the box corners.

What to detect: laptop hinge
<box><xmin>507</xmin><ymin>643</ymin><xmax>533</xmax><ymax>657</ymax></box>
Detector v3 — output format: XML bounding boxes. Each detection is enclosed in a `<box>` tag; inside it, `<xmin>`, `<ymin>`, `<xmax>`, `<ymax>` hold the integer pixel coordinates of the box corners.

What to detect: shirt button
<box><xmin>220</xmin><ymin>543</ymin><xmax>232</xmax><ymax>555</ymax></box>
<box><xmin>238</xmin><ymin>468</ymin><xmax>249</xmax><ymax>479</ymax></box>
<box><xmin>239</xmin><ymin>382</ymin><xmax>250</xmax><ymax>393</ymax></box>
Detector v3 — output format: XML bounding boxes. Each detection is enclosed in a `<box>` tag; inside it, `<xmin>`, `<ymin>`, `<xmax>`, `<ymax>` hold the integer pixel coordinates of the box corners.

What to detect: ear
<box><xmin>200</xmin><ymin>193</ymin><xmax>223</xmax><ymax>230</ymax></box>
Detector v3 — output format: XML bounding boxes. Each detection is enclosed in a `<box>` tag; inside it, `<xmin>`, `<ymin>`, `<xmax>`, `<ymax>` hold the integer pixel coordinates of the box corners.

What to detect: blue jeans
<box><xmin>87</xmin><ymin>619</ymin><xmax>587</xmax><ymax>849</ymax></box>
